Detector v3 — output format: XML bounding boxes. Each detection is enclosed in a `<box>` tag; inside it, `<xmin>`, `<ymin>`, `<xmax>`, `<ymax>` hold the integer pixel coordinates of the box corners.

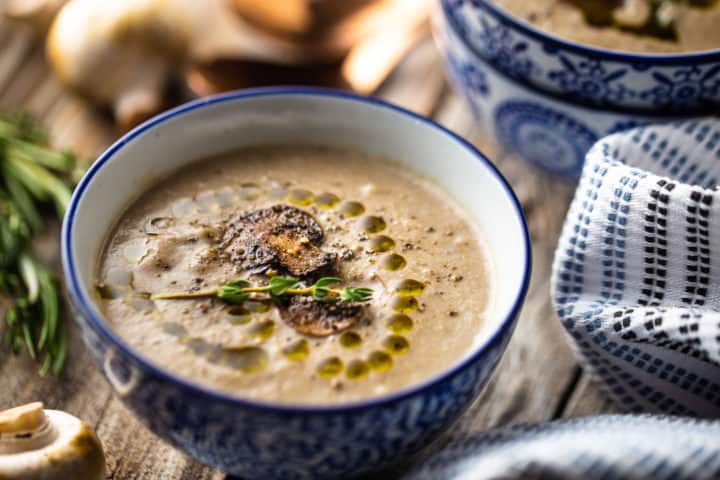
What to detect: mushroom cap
<box><xmin>0</xmin><ymin>405</ymin><xmax>106</xmax><ymax>480</ymax></box>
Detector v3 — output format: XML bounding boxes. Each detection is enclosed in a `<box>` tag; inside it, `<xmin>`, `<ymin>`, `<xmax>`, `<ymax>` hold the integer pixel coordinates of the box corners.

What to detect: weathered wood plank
<box><xmin>376</xmin><ymin>36</ymin><xmax>446</xmax><ymax>116</ymax></box>
<box><xmin>561</xmin><ymin>372</ymin><xmax>623</xmax><ymax>418</ymax></box>
<box><xmin>96</xmin><ymin>397</ymin><xmax>222</xmax><ymax>480</ymax></box>
<box><xmin>0</xmin><ymin>25</ymin><xmax>35</xmax><ymax>96</ymax></box>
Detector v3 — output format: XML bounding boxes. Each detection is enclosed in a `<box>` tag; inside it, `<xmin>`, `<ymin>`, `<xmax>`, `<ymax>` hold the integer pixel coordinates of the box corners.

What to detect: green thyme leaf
<box><xmin>312</xmin><ymin>277</ymin><xmax>342</xmax><ymax>302</ymax></box>
<box><xmin>313</xmin><ymin>277</ymin><xmax>342</xmax><ymax>288</ymax></box>
<box><xmin>268</xmin><ymin>276</ymin><xmax>300</xmax><ymax>297</ymax></box>
<box><xmin>217</xmin><ymin>279</ymin><xmax>251</xmax><ymax>304</ymax></box>
<box><xmin>340</xmin><ymin>286</ymin><xmax>374</xmax><ymax>302</ymax></box>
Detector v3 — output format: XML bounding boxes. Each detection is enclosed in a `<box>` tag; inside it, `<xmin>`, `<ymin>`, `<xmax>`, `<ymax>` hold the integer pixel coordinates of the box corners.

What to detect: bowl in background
<box><xmin>441</xmin><ymin>0</ymin><xmax>720</xmax><ymax>112</ymax></box>
<box><xmin>61</xmin><ymin>88</ymin><xmax>531</xmax><ymax>479</ymax></box>
<box><xmin>433</xmin><ymin>1</ymin><xmax>719</xmax><ymax>179</ymax></box>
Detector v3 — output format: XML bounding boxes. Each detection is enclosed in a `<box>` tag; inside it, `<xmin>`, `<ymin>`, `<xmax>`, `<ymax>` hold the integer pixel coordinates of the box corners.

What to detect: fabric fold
<box><xmin>552</xmin><ymin>118</ymin><xmax>720</xmax><ymax>416</ymax></box>
<box><xmin>404</xmin><ymin>415</ymin><xmax>720</xmax><ymax>480</ymax></box>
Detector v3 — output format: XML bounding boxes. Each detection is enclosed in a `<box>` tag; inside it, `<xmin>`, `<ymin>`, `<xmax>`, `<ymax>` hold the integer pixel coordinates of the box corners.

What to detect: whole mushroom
<box><xmin>44</xmin><ymin>0</ymin><xmax>347</xmax><ymax>130</ymax></box>
<box><xmin>0</xmin><ymin>402</ymin><xmax>106</xmax><ymax>480</ymax></box>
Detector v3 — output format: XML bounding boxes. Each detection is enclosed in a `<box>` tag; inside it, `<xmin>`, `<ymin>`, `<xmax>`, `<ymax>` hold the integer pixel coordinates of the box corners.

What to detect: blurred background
<box><xmin>0</xmin><ymin>1</ymin><xmax>612</xmax><ymax>479</ymax></box>
<box><xmin>2</xmin><ymin>0</ymin><xmax>432</xmax><ymax>131</ymax></box>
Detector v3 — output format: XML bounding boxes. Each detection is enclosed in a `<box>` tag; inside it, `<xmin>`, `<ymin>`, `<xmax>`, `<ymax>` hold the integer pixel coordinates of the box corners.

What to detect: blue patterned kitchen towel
<box><xmin>552</xmin><ymin>118</ymin><xmax>720</xmax><ymax>416</ymax></box>
<box><xmin>403</xmin><ymin>415</ymin><xmax>720</xmax><ymax>480</ymax></box>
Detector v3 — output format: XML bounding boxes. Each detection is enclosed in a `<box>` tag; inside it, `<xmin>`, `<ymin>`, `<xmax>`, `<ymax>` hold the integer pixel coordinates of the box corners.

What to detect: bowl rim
<box><xmin>61</xmin><ymin>86</ymin><xmax>532</xmax><ymax>414</ymax></box>
<box><xmin>447</xmin><ymin>0</ymin><xmax>720</xmax><ymax>64</ymax></box>
<box><xmin>438</xmin><ymin>4</ymin><xmax>717</xmax><ymax>116</ymax></box>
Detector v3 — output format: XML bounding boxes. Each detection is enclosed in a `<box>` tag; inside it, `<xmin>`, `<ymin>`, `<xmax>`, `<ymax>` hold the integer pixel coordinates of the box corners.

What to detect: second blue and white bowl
<box><xmin>442</xmin><ymin>0</ymin><xmax>720</xmax><ymax>112</ymax></box>
<box><xmin>434</xmin><ymin>1</ymin><xmax>719</xmax><ymax>179</ymax></box>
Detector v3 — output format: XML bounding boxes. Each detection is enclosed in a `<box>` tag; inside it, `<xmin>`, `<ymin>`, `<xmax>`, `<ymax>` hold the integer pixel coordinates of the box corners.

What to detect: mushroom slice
<box><xmin>279</xmin><ymin>295</ymin><xmax>365</xmax><ymax>337</ymax></box>
<box><xmin>221</xmin><ymin>205</ymin><xmax>337</xmax><ymax>278</ymax></box>
<box><xmin>0</xmin><ymin>402</ymin><xmax>106</xmax><ymax>479</ymax></box>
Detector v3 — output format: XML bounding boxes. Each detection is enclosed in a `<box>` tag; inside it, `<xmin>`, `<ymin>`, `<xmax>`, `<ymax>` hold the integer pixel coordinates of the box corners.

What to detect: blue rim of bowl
<box><xmin>437</xmin><ymin>4</ymin><xmax>718</xmax><ymax>116</ymax></box>
<box><xmin>61</xmin><ymin>86</ymin><xmax>532</xmax><ymax>414</ymax></box>
<box><xmin>449</xmin><ymin>0</ymin><xmax>720</xmax><ymax>64</ymax></box>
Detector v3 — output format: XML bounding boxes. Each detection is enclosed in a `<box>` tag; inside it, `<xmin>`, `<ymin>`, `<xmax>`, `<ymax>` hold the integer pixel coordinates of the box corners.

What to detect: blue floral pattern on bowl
<box><xmin>432</xmin><ymin>5</ymin><xmax>697</xmax><ymax>179</ymax></box>
<box><xmin>441</xmin><ymin>0</ymin><xmax>720</xmax><ymax>112</ymax></box>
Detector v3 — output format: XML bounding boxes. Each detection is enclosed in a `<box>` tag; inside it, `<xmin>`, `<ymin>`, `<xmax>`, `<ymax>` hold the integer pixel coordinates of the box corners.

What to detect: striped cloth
<box><xmin>404</xmin><ymin>415</ymin><xmax>720</xmax><ymax>480</ymax></box>
<box><xmin>552</xmin><ymin>118</ymin><xmax>720</xmax><ymax>416</ymax></box>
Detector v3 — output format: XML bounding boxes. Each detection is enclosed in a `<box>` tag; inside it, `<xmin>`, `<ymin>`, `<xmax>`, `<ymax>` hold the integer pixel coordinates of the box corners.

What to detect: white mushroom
<box><xmin>44</xmin><ymin>0</ymin><xmax>346</xmax><ymax>130</ymax></box>
<box><xmin>0</xmin><ymin>402</ymin><xmax>106</xmax><ymax>480</ymax></box>
<box><xmin>613</xmin><ymin>0</ymin><xmax>651</xmax><ymax>28</ymax></box>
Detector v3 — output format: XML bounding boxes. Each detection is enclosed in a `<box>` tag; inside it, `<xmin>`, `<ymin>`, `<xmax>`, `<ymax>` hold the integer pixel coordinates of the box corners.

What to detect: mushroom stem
<box><xmin>0</xmin><ymin>403</ymin><xmax>106</xmax><ymax>480</ymax></box>
<box><xmin>0</xmin><ymin>403</ymin><xmax>56</xmax><ymax>455</ymax></box>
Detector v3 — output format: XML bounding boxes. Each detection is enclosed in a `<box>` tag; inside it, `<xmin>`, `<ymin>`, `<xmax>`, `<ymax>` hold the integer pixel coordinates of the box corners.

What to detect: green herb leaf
<box><xmin>217</xmin><ymin>279</ymin><xmax>251</xmax><ymax>304</ymax></box>
<box><xmin>268</xmin><ymin>276</ymin><xmax>300</xmax><ymax>296</ymax></box>
<box><xmin>0</xmin><ymin>112</ymin><xmax>78</xmax><ymax>376</ymax></box>
<box><xmin>313</xmin><ymin>277</ymin><xmax>342</xmax><ymax>288</ymax></box>
<box><xmin>340</xmin><ymin>286</ymin><xmax>374</xmax><ymax>302</ymax></box>
<box><xmin>312</xmin><ymin>277</ymin><xmax>342</xmax><ymax>302</ymax></box>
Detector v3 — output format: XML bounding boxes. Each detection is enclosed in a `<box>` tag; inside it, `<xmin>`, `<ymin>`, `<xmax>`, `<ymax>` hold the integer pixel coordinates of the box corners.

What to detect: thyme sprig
<box><xmin>152</xmin><ymin>276</ymin><xmax>374</xmax><ymax>305</ymax></box>
<box><xmin>0</xmin><ymin>113</ymin><xmax>79</xmax><ymax>375</ymax></box>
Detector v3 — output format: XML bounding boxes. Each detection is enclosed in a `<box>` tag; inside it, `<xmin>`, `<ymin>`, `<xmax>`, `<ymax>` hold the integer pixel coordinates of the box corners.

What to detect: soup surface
<box><xmin>494</xmin><ymin>0</ymin><xmax>720</xmax><ymax>53</ymax></box>
<box><xmin>97</xmin><ymin>145</ymin><xmax>491</xmax><ymax>404</ymax></box>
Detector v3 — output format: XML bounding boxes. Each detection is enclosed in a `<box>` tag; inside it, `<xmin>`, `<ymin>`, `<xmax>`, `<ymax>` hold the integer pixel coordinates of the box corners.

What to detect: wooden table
<box><xmin>0</xmin><ymin>22</ymin><xmax>620</xmax><ymax>479</ymax></box>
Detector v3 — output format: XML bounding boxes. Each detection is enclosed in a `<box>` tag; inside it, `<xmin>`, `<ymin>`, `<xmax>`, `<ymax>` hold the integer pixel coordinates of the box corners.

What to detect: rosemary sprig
<box><xmin>0</xmin><ymin>113</ymin><xmax>79</xmax><ymax>376</ymax></box>
<box><xmin>152</xmin><ymin>276</ymin><xmax>374</xmax><ymax>305</ymax></box>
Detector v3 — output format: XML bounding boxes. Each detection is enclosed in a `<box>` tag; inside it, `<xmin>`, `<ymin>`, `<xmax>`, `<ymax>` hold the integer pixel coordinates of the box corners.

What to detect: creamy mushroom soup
<box><xmin>494</xmin><ymin>0</ymin><xmax>720</xmax><ymax>53</ymax></box>
<box><xmin>97</xmin><ymin>145</ymin><xmax>492</xmax><ymax>404</ymax></box>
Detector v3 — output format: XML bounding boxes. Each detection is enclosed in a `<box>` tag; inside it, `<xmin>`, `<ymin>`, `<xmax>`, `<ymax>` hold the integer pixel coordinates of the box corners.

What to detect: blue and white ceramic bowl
<box><xmin>61</xmin><ymin>88</ymin><xmax>531</xmax><ymax>479</ymax></box>
<box><xmin>433</xmin><ymin>5</ymin><xmax>702</xmax><ymax>179</ymax></box>
<box><xmin>441</xmin><ymin>0</ymin><xmax>720</xmax><ymax>112</ymax></box>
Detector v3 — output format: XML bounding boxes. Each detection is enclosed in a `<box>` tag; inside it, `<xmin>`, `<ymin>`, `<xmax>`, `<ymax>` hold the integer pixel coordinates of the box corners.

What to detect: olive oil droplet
<box><xmin>125</xmin><ymin>294</ymin><xmax>156</xmax><ymax>313</ymax></box>
<box><xmin>395</xmin><ymin>279</ymin><xmax>425</xmax><ymax>296</ymax></box>
<box><xmin>224</xmin><ymin>346</ymin><xmax>269</xmax><ymax>373</ymax></box>
<box><xmin>391</xmin><ymin>296</ymin><xmax>418</xmax><ymax>313</ymax></box>
<box><xmin>124</xmin><ymin>242</ymin><xmax>148</xmax><ymax>263</ymax></box>
<box><xmin>317</xmin><ymin>357</ymin><xmax>343</xmax><ymax>378</ymax></box>
<box><xmin>196</xmin><ymin>191</ymin><xmax>218</xmax><ymax>211</ymax></box>
<box><xmin>247</xmin><ymin>320</ymin><xmax>275</xmax><ymax>341</ymax></box>
<box><xmin>172</xmin><ymin>197</ymin><xmax>196</xmax><ymax>216</ymax></box>
<box><xmin>227</xmin><ymin>306</ymin><xmax>251</xmax><ymax>325</ymax></box>
<box><xmin>238</xmin><ymin>183</ymin><xmax>262</xmax><ymax>201</ymax></box>
<box><xmin>143</xmin><ymin>216</ymin><xmax>174</xmax><ymax>235</ymax></box>
<box><xmin>368</xmin><ymin>235</ymin><xmax>395</xmax><ymax>253</ymax></box>
<box><xmin>95</xmin><ymin>284</ymin><xmax>128</xmax><ymax>299</ymax></box>
<box><xmin>161</xmin><ymin>322</ymin><xmax>188</xmax><ymax>337</ymax></box>
<box><xmin>382</xmin><ymin>253</ymin><xmax>406</xmax><ymax>271</ymax></box>
<box><xmin>386</xmin><ymin>314</ymin><xmax>414</xmax><ymax>333</ymax></box>
<box><xmin>367</xmin><ymin>350</ymin><xmax>393</xmax><ymax>372</ymax></box>
<box><xmin>383</xmin><ymin>335</ymin><xmax>410</xmax><ymax>355</ymax></box>
<box><xmin>359</xmin><ymin>216</ymin><xmax>386</xmax><ymax>234</ymax></box>
<box><xmin>106</xmin><ymin>266</ymin><xmax>133</xmax><ymax>286</ymax></box>
<box><xmin>289</xmin><ymin>189</ymin><xmax>314</xmax><ymax>206</ymax></box>
<box><xmin>283</xmin><ymin>339</ymin><xmax>310</xmax><ymax>361</ymax></box>
<box><xmin>339</xmin><ymin>331</ymin><xmax>362</xmax><ymax>349</ymax></box>
<box><xmin>339</xmin><ymin>201</ymin><xmax>365</xmax><ymax>217</ymax></box>
<box><xmin>185</xmin><ymin>337</ymin><xmax>212</xmax><ymax>356</ymax></box>
<box><xmin>269</xmin><ymin>186</ymin><xmax>288</xmax><ymax>200</ymax></box>
<box><xmin>217</xmin><ymin>189</ymin><xmax>235</xmax><ymax>208</ymax></box>
<box><xmin>244</xmin><ymin>299</ymin><xmax>272</xmax><ymax>313</ymax></box>
<box><xmin>346</xmin><ymin>359</ymin><xmax>370</xmax><ymax>380</ymax></box>
<box><xmin>316</xmin><ymin>192</ymin><xmax>340</xmax><ymax>209</ymax></box>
